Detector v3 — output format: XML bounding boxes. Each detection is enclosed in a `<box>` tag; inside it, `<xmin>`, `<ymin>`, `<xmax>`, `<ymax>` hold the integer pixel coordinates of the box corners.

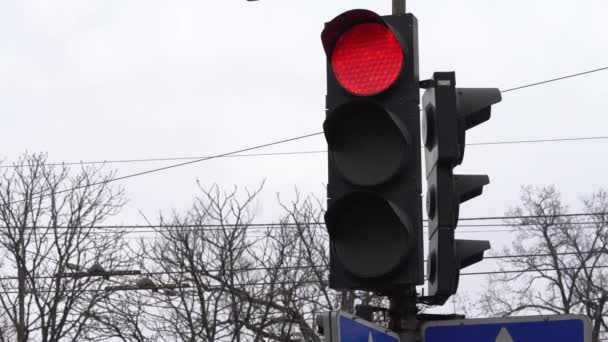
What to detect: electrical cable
<box><xmin>1</xmin><ymin>264</ymin><xmax>607</xmax><ymax>294</ymax></box>
<box><xmin>0</xmin><ymin>212</ymin><xmax>604</xmax><ymax>230</ymax></box>
<box><xmin>501</xmin><ymin>66</ymin><xmax>608</xmax><ymax>93</ymax></box>
<box><xmin>0</xmin><ymin>250</ymin><xmax>605</xmax><ymax>282</ymax></box>
<box><xmin>1</xmin><ymin>64</ymin><xmax>606</xmax><ymax>181</ymax></box>
<box><xmin>3</xmin><ymin>136</ymin><xmax>607</xmax><ymax>169</ymax></box>
<box><xmin>4</xmin><ymin>132</ymin><xmax>322</xmax><ymax>205</ymax></box>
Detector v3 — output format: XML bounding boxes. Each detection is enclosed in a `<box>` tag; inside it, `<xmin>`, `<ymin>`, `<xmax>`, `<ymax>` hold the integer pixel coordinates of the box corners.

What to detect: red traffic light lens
<box><xmin>331</xmin><ymin>22</ymin><xmax>403</xmax><ymax>96</ymax></box>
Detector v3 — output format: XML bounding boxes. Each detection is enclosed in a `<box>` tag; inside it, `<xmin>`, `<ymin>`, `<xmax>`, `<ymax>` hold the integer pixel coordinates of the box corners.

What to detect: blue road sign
<box><xmin>422</xmin><ymin>314</ymin><xmax>591</xmax><ymax>342</ymax></box>
<box><xmin>318</xmin><ymin>311</ymin><xmax>399</xmax><ymax>342</ymax></box>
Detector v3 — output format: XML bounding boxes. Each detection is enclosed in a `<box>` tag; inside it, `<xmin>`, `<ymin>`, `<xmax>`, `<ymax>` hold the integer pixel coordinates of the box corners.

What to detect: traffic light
<box><xmin>321</xmin><ymin>9</ymin><xmax>423</xmax><ymax>291</ymax></box>
<box><xmin>421</xmin><ymin>72</ymin><xmax>501</xmax><ymax>304</ymax></box>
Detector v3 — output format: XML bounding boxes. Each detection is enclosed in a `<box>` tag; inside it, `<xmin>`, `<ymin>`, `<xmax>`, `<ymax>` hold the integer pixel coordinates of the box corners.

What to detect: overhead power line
<box><xmin>1</xmin><ymin>223</ymin><xmax>605</xmax><ymax>240</ymax></box>
<box><xmin>501</xmin><ymin>66</ymin><xmax>608</xmax><ymax>93</ymax></box>
<box><xmin>457</xmin><ymin>212</ymin><xmax>606</xmax><ymax>221</ymax></box>
<box><xmin>1</xmin><ymin>211</ymin><xmax>603</xmax><ymax>230</ymax></box>
<box><xmin>0</xmin><ymin>250</ymin><xmax>605</xmax><ymax>282</ymax></box>
<box><xmin>461</xmin><ymin>264</ymin><xmax>608</xmax><ymax>276</ymax></box>
<box><xmin>5</xmin><ymin>132</ymin><xmax>322</xmax><ymax>205</ymax></box>
<box><xmin>1</xmin><ymin>264</ymin><xmax>608</xmax><ymax>294</ymax></box>
<box><xmin>466</xmin><ymin>136</ymin><xmax>608</xmax><ymax>146</ymax></box>
<box><xmin>3</xmin><ymin>136</ymin><xmax>607</xmax><ymax>169</ymax></box>
<box><xmin>3</xmin><ymin>65</ymin><xmax>608</xmax><ymax>204</ymax></box>
<box><xmin>0</xmin><ymin>223</ymin><xmax>603</xmax><ymax>239</ymax></box>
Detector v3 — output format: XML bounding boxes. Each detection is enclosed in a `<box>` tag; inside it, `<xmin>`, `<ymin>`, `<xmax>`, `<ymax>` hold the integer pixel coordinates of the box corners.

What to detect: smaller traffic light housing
<box><xmin>422</xmin><ymin>72</ymin><xmax>501</xmax><ymax>305</ymax></box>
<box><xmin>321</xmin><ymin>9</ymin><xmax>423</xmax><ymax>291</ymax></box>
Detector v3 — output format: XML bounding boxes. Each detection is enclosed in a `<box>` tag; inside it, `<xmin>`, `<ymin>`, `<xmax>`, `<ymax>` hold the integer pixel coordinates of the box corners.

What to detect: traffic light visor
<box><xmin>331</xmin><ymin>22</ymin><xmax>403</xmax><ymax>96</ymax></box>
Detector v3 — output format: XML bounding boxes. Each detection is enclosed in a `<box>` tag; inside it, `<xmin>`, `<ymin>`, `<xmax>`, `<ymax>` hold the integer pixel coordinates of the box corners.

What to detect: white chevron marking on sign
<box><xmin>495</xmin><ymin>327</ymin><xmax>514</xmax><ymax>342</ymax></box>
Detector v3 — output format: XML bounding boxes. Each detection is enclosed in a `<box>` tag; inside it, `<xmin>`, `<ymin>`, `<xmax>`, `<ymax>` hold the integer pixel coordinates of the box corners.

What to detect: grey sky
<box><xmin>2</xmin><ymin>0</ymin><xmax>608</xmax><ymax>308</ymax></box>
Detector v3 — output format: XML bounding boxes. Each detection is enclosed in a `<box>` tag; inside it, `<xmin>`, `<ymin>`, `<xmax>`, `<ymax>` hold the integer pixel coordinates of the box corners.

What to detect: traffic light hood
<box><xmin>456</xmin><ymin>239</ymin><xmax>491</xmax><ymax>269</ymax></box>
<box><xmin>457</xmin><ymin>88</ymin><xmax>502</xmax><ymax>130</ymax></box>
<box><xmin>321</xmin><ymin>9</ymin><xmax>383</xmax><ymax>56</ymax></box>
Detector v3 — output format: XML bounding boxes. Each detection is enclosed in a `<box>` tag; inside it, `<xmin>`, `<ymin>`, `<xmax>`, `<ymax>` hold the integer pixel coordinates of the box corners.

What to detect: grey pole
<box><xmin>392</xmin><ymin>0</ymin><xmax>406</xmax><ymax>15</ymax></box>
<box><xmin>389</xmin><ymin>286</ymin><xmax>420</xmax><ymax>342</ymax></box>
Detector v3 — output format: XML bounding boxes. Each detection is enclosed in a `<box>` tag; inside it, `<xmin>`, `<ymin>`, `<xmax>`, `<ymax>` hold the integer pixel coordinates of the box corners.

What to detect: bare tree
<box><xmin>0</xmin><ymin>303</ymin><xmax>12</xmax><ymax>342</ymax></box>
<box><xmin>82</xmin><ymin>290</ymin><xmax>159</xmax><ymax>342</ymax></box>
<box><xmin>234</xmin><ymin>191</ymin><xmax>336</xmax><ymax>342</ymax></box>
<box><xmin>92</xmin><ymin>182</ymin><xmax>387</xmax><ymax>341</ymax></box>
<box><xmin>113</xmin><ymin>183</ymin><xmax>347</xmax><ymax>342</ymax></box>
<box><xmin>0</xmin><ymin>153</ymin><xmax>130</xmax><ymax>342</ymax></box>
<box><xmin>475</xmin><ymin>186</ymin><xmax>608</xmax><ymax>342</ymax></box>
<box><xmin>0</xmin><ymin>249</ymin><xmax>13</xmax><ymax>342</ymax></box>
<box><xmin>108</xmin><ymin>182</ymin><xmax>265</xmax><ymax>342</ymax></box>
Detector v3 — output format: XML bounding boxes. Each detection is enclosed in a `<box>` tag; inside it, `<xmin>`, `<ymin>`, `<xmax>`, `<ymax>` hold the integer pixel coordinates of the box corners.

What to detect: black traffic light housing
<box><xmin>322</xmin><ymin>9</ymin><xmax>424</xmax><ymax>291</ymax></box>
<box><xmin>421</xmin><ymin>72</ymin><xmax>501</xmax><ymax>305</ymax></box>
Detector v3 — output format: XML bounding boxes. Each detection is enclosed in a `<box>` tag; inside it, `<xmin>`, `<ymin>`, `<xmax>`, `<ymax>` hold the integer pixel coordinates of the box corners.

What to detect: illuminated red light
<box><xmin>331</xmin><ymin>22</ymin><xmax>404</xmax><ymax>96</ymax></box>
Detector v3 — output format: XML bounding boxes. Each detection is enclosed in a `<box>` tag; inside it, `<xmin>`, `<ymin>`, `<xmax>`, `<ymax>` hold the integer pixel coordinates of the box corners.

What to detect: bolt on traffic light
<box><xmin>421</xmin><ymin>72</ymin><xmax>502</xmax><ymax>305</ymax></box>
<box><xmin>321</xmin><ymin>9</ymin><xmax>423</xmax><ymax>291</ymax></box>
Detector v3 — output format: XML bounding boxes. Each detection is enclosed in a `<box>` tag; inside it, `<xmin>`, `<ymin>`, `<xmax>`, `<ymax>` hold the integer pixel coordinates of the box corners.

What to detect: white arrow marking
<box><xmin>495</xmin><ymin>327</ymin><xmax>514</xmax><ymax>342</ymax></box>
<box><xmin>368</xmin><ymin>331</ymin><xmax>374</xmax><ymax>342</ymax></box>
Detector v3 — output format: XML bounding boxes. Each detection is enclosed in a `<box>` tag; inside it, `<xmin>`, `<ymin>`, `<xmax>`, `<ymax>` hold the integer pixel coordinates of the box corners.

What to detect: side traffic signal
<box><xmin>421</xmin><ymin>71</ymin><xmax>502</xmax><ymax>305</ymax></box>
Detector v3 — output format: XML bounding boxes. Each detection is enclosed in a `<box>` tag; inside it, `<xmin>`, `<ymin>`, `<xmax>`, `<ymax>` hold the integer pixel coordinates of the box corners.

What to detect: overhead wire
<box><xmin>2</xmin><ymin>136</ymin><xmax>608</xmax><ymax>169</ymax></box>
<box><xmin>0</xmin><ymin>250</ymin><xmax>605</xmax><ymax>282</ymax></box>
<box><xmin>1</xmin><ymin>68</ymin><xmax>607</xmax><ymax>294</ymax></box>
<box><xmin>501</xmin><ymin>66</ymin><xmax>608</xmax><ymax>93</ymax></box>
<box><xmin>0</xmin><ymin>64</ymin><xmax>607</xmax><ymax>202</ymax></box>
<box><xmin>0</xmin><ymin>223</ymin><xmax>605</xmax><ymax>240</ymax></box>
<box><xmin>0</xmin><ymin>224</ymin><xmax>602</xmax><ymax>242</ymax></box>
<box><xmin>4</xmin><ymin>131</ymin><xmax>322</xmax><ymax>205</ymax></box>
<box><xmin>1</xmin><ymin>264</ymin><xmax>608</xmax><ymax>294</ymax></box>
<box><xmin>0</xmin><ymin>212</ymin><xmax>604</xmax><ymax>230</ymax></box>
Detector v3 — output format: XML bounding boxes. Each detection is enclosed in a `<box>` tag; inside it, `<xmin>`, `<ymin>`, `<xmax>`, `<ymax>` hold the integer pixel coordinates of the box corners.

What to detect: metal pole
<box><xmin>388</xmin><ymin>286</ymin><xmax>419</xmax><ymax>342</ymax></box>
<box><xmin>392</xmin><ymin>0</ymin><xmax>406</xmax><ymax>15</ymax></box>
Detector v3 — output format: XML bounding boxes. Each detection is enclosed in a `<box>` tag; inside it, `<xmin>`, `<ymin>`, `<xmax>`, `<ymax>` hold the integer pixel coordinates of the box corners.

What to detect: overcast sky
<box><xmin>2</xmin><ymin>0</ymin><xmax>608</xmax><ymax>308</ymax></box>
